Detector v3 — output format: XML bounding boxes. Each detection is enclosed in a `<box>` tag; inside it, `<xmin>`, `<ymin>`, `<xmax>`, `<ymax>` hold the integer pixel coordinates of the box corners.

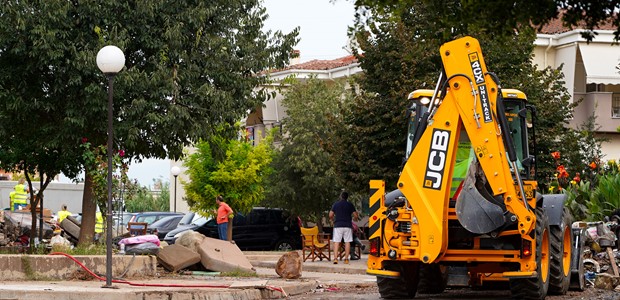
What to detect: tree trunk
<box><xmin>29</xmin><ymin>192</ymin><xmax>39</xmax><ymax>249</ymax></box>
<box><xmin>78</xmin><ymin>172</ymin><xmax>96</xmax><ymax>245</ymax></box>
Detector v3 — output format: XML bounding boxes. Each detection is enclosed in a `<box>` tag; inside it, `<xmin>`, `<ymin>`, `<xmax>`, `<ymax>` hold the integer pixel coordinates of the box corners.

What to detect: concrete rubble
<box><xmin>0</xmin><ymin>211</ymin><xmax>53</xmax><ymax>248</ymax></box>
<box><xmin>579</xmin><ymin>219</ymin><xmax>620</xmax><ymax>290</ymax></box>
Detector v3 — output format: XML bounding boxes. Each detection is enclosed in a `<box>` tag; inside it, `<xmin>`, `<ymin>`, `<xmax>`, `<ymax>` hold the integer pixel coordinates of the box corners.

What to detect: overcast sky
<box><xmin>60</xmin><ymin>0</ymin><xmax>356</xmax><ymax>187</ymax></box>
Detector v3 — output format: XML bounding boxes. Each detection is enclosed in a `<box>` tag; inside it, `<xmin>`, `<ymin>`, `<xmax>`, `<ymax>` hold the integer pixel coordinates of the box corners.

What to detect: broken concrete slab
<box><xmin>197</xmin><ymin>237</ymin><xmax>255</xmax><ymax>274</ymax></box>
<box><xmin>157</xmin><ymin>244</ymin><xmax>201</xmax><ymax>272</ymax></box>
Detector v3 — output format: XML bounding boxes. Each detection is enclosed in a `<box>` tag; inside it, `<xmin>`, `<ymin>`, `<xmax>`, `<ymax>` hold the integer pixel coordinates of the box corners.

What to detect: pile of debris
<box><xmin>578</xmin><ymin>219</ymin><xmax>620</xmax><ymax>291</ymax></box>
<box><xmin>0</xmin><ymin>211</ymin><xmax>54</xmax><ymax>249</ymax></box>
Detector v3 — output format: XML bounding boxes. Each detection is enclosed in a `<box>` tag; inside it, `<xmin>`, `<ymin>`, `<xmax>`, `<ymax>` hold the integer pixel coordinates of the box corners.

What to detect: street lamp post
<box><xmin>96</xmin><ymin>45</ymin><xmax>125</xmax><ymax>288</ymax></box>
<box><xmin>170</xmin><ymin>166</ymin><xmax>181</xmax><ymax>213</ymax></box>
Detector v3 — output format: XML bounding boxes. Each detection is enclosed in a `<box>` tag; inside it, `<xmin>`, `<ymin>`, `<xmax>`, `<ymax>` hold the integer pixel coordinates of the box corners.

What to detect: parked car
<box><xmin>164</xmin><ymin>207</ymin><xmax>302</xmax><ymax>251</ymax></box>
<box><xmin>177</xmin><ymin>212</ymin><xmax>197</xmax><ymax>226</ymax></box>
<box><xmin>163</xmin><ymin>215</ymin><xmax>209</xmax><ymax>244</ymax></box>
<box><xmin>129</xmin><ymin>211</ymin><xmax>184</xmax><ymax>225</ymax></box>
<box><xmin>146</xmin><ymin>215</ymin><xmax>184</xmax><ymax>240</ymax></box>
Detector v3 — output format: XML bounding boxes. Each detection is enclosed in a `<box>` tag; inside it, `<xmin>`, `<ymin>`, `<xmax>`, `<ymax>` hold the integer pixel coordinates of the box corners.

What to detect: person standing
<box><xmin>9</xmin><ymin>191</ymin><xmax>15</xmax><ymax>211</ymax></box>
<box><xmin>95</xmin><ymin>210</ymin><xmax>104</xmax><ymax>240</ymax></box>
<box><xmin>57</xmin><ymin>204</ymin><xmax>72</xmax><ymax>224</ymax></box>
<box><xmin>329</xmin><ymin>191</ymin><xmax>359</xmax><ymax>264</ymax></box>
<box><xmin>12</xmin><ymin>178</ymin><xmax>29</xmax><ymax>211</ymax></box>
<box><xmin>216</xmin><ymin>195</ymin><xmax>233</xmax><ymax>241</ymax></box>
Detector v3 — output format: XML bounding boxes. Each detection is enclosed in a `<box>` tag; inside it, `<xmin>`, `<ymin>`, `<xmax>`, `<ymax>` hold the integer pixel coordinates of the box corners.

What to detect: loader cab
<box><xmin>406</xmin><ymin>88</ymin><xmax>533</xmax><ymax>179</ymax></box>
<box><xmin>501</xmin><ymin>89</ymin><xmax>533</xmax><ymax>179</ymax></box>
<box><xmin>405</xmin><ymin>89</ymin><xmax>432</xmax><ymax>159</ymax></box>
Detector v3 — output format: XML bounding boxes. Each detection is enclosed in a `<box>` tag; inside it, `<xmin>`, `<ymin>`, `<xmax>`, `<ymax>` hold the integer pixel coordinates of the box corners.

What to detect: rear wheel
<box><xmin>418</xmin><ymin>263</ymin><xmax>448</xmax><ymax>293</ymax></box>
<box><xmin>509</xmin><ymin>208</ymin><xmax>550</xmax><ymax>299</ymax></box>
<box><xmin>274</xmin><ymin>239</ymin><xmax>294</xmax><ymax>251</ymax></box>
<box><xmin>377</xmin><ymin>261</ymin><xmax>420</xmax><ymax>299</ymax></box>
<box><xmin>548</xmin><ymin>207</ymin><xmax>572</xmax><ymax>295</ymax></box>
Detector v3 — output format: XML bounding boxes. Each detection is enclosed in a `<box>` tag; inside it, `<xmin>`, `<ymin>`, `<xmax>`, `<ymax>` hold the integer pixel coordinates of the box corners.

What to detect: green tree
<box><xmin>0</xmin><ymin>0</ymin><xmax>298</xmax><ymax>244</ymax></box>
<box><xmin>264</xmin><ymin>78</ymin><xmax>345</xmax><ymax>226</ymax></box>
<box><xmin>125</xmin><ymin>180</ymin><xmax>170</xmax><ymax>212</ymax></box>
<box><xmin>339</xmin><ymin>1</ymin><xmax>587</xmax><ymax>198</ymax></box>
<box><xmin>352</xmin><ymin>0</ymin><xmax>620</xmax><ymax>41</ymax></box>
<box><xmin>183</xmin><ymin>134</ymin><xmax>273</xmax><ymax>217</ymax></box>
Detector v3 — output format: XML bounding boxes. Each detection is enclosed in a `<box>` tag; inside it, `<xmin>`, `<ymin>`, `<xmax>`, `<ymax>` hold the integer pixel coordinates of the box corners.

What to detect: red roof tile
<box><xmin>538</xmin><ymin>12</ymin><xmax>616</xmax><ymax>34</ymax></box>
<box><xmin>280</xmin><ymin>55</ymin><xmax>358</xmax><ymax>71</ymax></box>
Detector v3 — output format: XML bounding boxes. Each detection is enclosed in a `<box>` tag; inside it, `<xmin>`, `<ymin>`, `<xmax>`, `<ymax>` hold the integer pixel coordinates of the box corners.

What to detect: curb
<box><xmin>250</xmin><ymin>260</ymin><xmax>367</xmax><ymax>275</ymax></box>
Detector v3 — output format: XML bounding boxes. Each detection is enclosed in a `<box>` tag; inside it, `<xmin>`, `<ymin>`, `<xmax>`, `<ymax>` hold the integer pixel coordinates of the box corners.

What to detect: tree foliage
<box><xmin>339</xmin><ymin>1</ymin><xmax>592</xmax><ymax>198</ymax></box>
<box><xmin>0</xmin><ymin>0</ymin><xmax>298</xmax><ymax>243</ymax></box>
<box><xmin>264</xmin><ymin>78</ymin><xmax>346</xmax><ymax>225</ymax></box>
<box><xmin>352</xmin><ymin>0</ymin><xmax>620</xmax><ymax>41</ymax></box>
<box><xmin>183</xmin><ymin>134</ymin><xmax>273</xmax><ymax>217</ymax></box>
<box><xmin>125</xmin><ymin>180</ymin><xmax>170</xmax><ymax>212</ymax></box>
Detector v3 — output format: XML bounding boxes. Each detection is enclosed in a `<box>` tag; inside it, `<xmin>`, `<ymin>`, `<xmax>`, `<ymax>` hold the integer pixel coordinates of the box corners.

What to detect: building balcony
<box><xmin>571</xmin><ymin>91</ymin><xmax>620</xmax><ymax>133</ymax></box>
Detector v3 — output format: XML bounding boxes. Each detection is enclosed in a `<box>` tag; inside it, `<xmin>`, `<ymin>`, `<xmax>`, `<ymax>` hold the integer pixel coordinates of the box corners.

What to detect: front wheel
<box><xmin>377</xmin><ymin>261</ymin><xmax>420</xmax><ymax>299</ymax></box>
<box><xmin>549</xmin><ymin>207</ymin><xmax>573</xmax><ymax>295</ymax></box>
<box><xmin>274</xmin><ymin>239</ymin><xmax>294</xmax><ymax>251</ymax></box>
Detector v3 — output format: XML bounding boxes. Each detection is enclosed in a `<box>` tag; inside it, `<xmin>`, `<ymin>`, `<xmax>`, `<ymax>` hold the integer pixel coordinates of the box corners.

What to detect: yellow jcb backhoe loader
<box><xmin>366</xmin><ymin>36</ymin><xmax>584</xmax><ymax>299</ymax></box>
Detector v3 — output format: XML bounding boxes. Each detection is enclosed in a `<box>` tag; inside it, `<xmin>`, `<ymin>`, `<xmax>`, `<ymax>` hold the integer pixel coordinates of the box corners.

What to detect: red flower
<box><xmin>118</xmin><ymin>150</ymin><xmax>125</xmax><ymax>157</ymax></box>
<box><xmin>81</xmin><ymin>137</ymin><xmax>88</xmax><ymax>144</ymax></box>
<box><xmin>556</xmin><ymin>165</ymin><xmax>569</xmax><ymax>179</ymax></box>
<box><xmin>551</xmin><ymin>151</ymin><xmax>560</xmax><ymax>160</ymax></box>
<box><xmin>589</xmin><ymin>162</ymin><xmax>597</xmax><ymax>170</ymax></box>
<box><xmin>573</xmin><ymin>172</ymin><xmax>581</xmax><ymax>184</ymax></box>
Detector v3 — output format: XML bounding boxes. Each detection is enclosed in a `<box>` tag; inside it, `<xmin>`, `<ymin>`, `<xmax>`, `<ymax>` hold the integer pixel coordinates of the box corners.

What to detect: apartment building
<box><xmin>534</xmin><ymin>19</ymin><xmax>620</xmax><ymax>158</ymax></box>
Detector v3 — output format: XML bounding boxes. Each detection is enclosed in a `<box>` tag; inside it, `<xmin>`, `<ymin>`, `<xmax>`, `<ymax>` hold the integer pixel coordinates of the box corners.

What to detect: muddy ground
<box><xmin>289</xmin><ymin>282</ymin><xmax>619</xmax><ymax>299</ymax></box>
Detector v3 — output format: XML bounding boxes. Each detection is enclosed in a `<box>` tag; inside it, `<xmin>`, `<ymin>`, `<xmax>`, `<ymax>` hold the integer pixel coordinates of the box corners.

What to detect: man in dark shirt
<box><xmin>329</xmin><ymin>191</ymin><xmax>359</xmax><ymax>264</ymax></box>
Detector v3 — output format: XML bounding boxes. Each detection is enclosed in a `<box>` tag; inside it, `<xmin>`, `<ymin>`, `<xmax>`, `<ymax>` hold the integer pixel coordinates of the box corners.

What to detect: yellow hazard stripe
<box><xmin>368</xmin><ymin>180</ymin><xmax>385</xmax><ymax>240</ymax></box>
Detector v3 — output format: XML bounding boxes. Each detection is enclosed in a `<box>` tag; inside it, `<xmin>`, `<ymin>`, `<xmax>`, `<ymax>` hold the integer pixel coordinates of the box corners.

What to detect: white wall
<box><xmin>1</xmin><ymin>181</ymin><xmax>84</xmax><ymax>214</ymax></box>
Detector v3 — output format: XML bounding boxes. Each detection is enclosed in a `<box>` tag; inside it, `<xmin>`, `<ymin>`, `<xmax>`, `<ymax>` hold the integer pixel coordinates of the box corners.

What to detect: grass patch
<box><xmin>218</xmin><ymin>269</ymin><xmax>259</xmax><ymax>278</ymax></box>
<box><xmin>50</xmin><ymin>242</ymin><xmax>107</xmax><ymax>255</ymax></box>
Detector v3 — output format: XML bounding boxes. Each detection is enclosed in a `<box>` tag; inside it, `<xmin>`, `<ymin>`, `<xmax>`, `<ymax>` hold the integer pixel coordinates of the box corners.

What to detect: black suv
<box><xmin>164</xmin><ymin>207</ymin><xmax>301</xmax><ymax>251</ymax></box>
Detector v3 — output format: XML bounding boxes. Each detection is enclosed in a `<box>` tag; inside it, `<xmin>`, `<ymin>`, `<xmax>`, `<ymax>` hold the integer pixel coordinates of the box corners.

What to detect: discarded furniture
<box><xmin>127</xmin><ymin>222</ymin><xmax>148</xmax><ymax>236</ymax></box>
<box><xmin>300</xmin><ymin>226</ymin><xmax>331</xmax><ymax>262</ymax></box>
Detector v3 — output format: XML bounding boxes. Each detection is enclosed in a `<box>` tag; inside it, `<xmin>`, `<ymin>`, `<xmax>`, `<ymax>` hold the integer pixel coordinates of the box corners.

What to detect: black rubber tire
<box><xmin>548</xmin><ymin>207</ymin><xmax>573</xmax><ymax>295</ymax></box>
<box><xmin>509</xmin><ymin>208</ymin><xmax>550</xmax><ymax>299</ymax></box>
<box><xmin>418</xmin><ymin>263</ymin><xmax>448</xmax><ymax>294</ymax></box>
<box><xmin>67</xmin><ymin>215</ymin><xmax>81</xmax><ymax>226</ymax></box>
<box><xmin>377</xmin><ymin>261</ymin><xmax>420</xmax><ymax>299</ymax></box>
<box><xmin>274</xmin><ymin>239</ymin><xmax>294</xmax><ymax>251</ymax></box>
<box><xmin>60</xmin><ymin>218</ymin><xmax>81</xmax><ymax>240</ymax></box>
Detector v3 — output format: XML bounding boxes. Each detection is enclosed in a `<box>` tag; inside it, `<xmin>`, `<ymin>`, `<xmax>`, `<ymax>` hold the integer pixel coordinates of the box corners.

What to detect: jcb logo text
<box><xmin>424</xmin><ymin>129</ymin><xmax>451</xmax><ymax>190</ymax></box>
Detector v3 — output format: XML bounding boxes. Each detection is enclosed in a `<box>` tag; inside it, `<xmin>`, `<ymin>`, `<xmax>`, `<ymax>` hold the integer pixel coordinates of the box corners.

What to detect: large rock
<box><xmin>275</xmin><ymin>251</ymin><xmax>302</xmax><ymax>279</ymax></box>
<box><xmin>593</xmin><ymin>273</ymin><xmax>620</xmax><ymax>290</ymax></box>
<box><xmin>197</xmin><ymin>237</ymin><xmax>255</xmax><ymax>274</ymax></box>
<box><xmin>157</xmin><ymin>244</ymin><xmax>201</xmax><ymax>272</ymax></box>
<box><xmin>175</xmin><ymin>231</ymin><xmax>205</xmax><ymax>253</ymax></box>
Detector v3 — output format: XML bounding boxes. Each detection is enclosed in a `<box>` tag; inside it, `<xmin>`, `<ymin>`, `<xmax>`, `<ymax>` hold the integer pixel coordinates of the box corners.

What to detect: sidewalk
<box><xmin>0</xmin><ymin>251</ymin><xmax>371</xmax><ymax>300</ymax></box>
<box><xmin>245</xmin><ymin>250</ymin><xmax>368</xmax><ymax>275</ymax></box>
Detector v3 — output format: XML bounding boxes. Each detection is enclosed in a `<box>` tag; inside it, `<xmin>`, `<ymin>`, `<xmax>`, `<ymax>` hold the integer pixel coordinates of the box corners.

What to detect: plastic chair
<box><xmin>301</xmin><ymin>226</ymin><xmax>331</xmax><ymax>262</ymax></box>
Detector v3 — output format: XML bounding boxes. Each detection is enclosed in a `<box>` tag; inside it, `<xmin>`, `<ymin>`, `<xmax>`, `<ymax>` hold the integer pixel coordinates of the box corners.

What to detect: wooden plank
<box><xmin>606</xmin><ymin>247</ymin><xmax>619</xmax><ymax>277</ymax></box>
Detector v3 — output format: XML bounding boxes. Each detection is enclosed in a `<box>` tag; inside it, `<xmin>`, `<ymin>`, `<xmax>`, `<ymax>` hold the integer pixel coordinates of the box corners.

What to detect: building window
<box><xmin>613</xmin><ymin>94</ymin><xmax>620</xmax><ymax>118</ymax></box>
